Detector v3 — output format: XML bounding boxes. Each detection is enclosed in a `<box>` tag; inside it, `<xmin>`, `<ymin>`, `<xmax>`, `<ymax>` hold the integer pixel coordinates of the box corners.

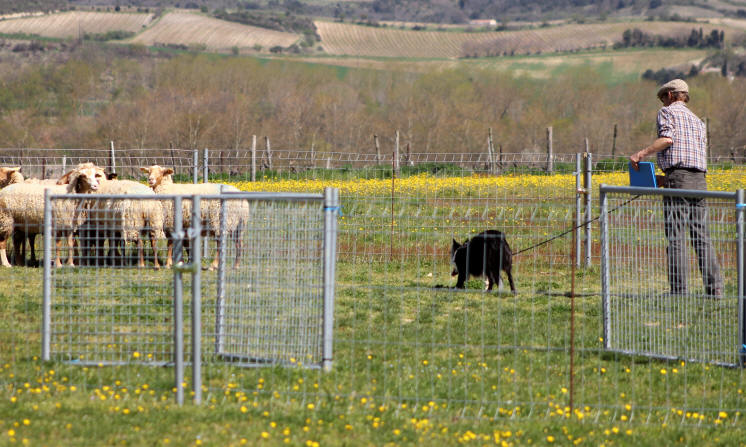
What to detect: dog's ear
<box><xmin>452</xmin><ymin>238</ymin><xmax>461</xmax><ymax>252</ymax></box>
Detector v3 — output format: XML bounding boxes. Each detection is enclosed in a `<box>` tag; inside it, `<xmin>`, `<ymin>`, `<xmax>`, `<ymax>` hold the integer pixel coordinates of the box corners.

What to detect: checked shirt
<box><xmin>656</xmin><ymin>101</ymin><xmax>708</xmax><ymax>172</ymax></box>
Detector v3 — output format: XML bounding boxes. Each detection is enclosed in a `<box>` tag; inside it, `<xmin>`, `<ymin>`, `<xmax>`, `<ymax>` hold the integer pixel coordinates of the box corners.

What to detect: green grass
<box><xmin>2</xmin><ymin>185</ymin><xmax>746</xmax><ymax>445</ymax></box>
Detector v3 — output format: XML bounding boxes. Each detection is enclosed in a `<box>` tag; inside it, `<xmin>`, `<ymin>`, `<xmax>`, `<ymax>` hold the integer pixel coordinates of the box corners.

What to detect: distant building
<box><xmin>469</xmin><ymin>19</ymin><xmax>497</xmax><ymax>27</ymax></box>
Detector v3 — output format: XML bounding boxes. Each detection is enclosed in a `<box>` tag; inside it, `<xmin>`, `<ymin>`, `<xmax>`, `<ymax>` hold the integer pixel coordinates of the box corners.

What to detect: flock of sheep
<box><xmin>0</xmin><ymin>163</ymin><xmax>250</xmax><ymax>270</ymax></box>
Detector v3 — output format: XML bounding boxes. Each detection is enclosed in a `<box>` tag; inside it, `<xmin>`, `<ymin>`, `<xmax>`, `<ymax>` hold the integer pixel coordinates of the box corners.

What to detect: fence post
<box><xmin>583</xmin><ymin>152</ymin><xmax>592</xmax><ymax>267</ymax></box>
<box><xmin>599</xmin><ymin>185</ymin><xmax>610</xmax><ymax>350</ymax></box>
<box><xmin>487</xmin><ymin>128</ymin><xmax>494</xmax><ymax>174</ymax></box>
<box><xmin>216</xmin><ymin>186</ymin><xmax>228</xmax><ymax>355</ymax></box>
<box><xmin>575</xmin><ymin>153</ymin><xmax>582</xmax><ymax>267</ymax></box>
<box><xmin>62</xmin><ymin>155</ymin><xmax>67</xmax><ymax>176</ymax></box>
<box><xmin>203</xmin><ymin>148</ymin><xmax>209</xmax><ymax>183</ymax></box>
<box><xmin>394</xmin><ymin>130</ymin><xmax>400</xmax><ymax>176</ymax></box>
<box><xmin>109</xmin><ymin>141</ymin><xmax>116</xmax><ymax>176</ymax></box>
<box><xmin>611</xmin><ymin>124</ymin><xmax>618</xmax><ymax>157</ymax></box>
<box><xmin>374</xmin><ymin>134</ymin><xmax>381</xmax><ymax>165</ymax></box>
<box><xmin>737</xmin><ymin>188</ymin><xmax>745</xmax><ymax>366</ymax></box>
<box><xmin>192</xmin><ymin>150</ymin><xmax>198</xmax><ymax>184</ymax></box>
<box><xmin>546</xmin><ymin>126</ymin><xmax>553</xmax><ymax>173</ymax></box>
<box><xmin>251</xmin><ymin>135</ymin><xmax>256</xmax><ymax>182</ymax></box>
<box><xmin>265</xmin><ymin>136</ymin><xmax>272</xmax><ymax>170</ymax></box>
<box><xmin>173</xmin><ymin>196</ymin><xmax>185</xmax><ymax>406</ymax></box>
<box><xmin>41</xmin><ymin>189</ymin><xmax>52</xmax><ymax>362</ymax></box>
<box><xmin>322</xmin><ymin>187</ymin><xmax>339</xmax><ymax>371</ymax></box>
<box><xmin>191</xmin><ymin>196</ymin><xmax>202</xmax><ymax>405</ymax></box>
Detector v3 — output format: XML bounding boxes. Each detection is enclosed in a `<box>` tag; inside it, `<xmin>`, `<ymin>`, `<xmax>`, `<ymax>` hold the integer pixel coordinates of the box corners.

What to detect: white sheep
<box><xmin>81</xmin><ymin>179</ymin><xmax>165</xmax><ymax>269</ymax></box>
<box><xmin>0</xmin><ymin>167</ymin><xmax>68</xmax><ymax>265</ymax></box>
<box><xmin>0</xmin><ymin>167</ymin><xmax>23</xmax><ymax>188</ymax></box>
<box><xmin>0</xmin><ymin>163</ymin><xmax>104</xmax><ymax>267</ymax></box>
<box><xmin>140</xmin><ymin>165</ymin><xmax>249</xmax><ymax>270</ymax></box>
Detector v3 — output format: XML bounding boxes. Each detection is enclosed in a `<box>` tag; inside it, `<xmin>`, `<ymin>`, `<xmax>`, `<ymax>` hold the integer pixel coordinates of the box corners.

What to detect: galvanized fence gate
<box><xmin>40</xmin><ymin>188</ymin><xmax>339</xmax><ymax>404</ymax></box>
<box><xmin>600</xmin><ymin>185</ymin><xmax>746</xmax><ymax>367</ymax></box>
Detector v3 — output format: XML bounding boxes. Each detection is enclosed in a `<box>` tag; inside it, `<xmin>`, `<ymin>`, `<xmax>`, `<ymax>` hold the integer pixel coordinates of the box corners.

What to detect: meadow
<box><xmin>2</xmin><ymin>170</ymin><xmax>746</xmax><ymax>446</ymax></box>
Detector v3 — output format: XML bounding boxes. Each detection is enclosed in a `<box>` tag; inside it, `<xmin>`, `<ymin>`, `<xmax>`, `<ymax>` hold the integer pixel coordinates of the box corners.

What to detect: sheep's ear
<box><xmin>56</xmin><ymin>169</ymin><xmax>75</xmax><ymax>185</ymax></box>
<box><xmin>139</xmin><ymin>167</ymin><xmax>150</xmax><ymax>174</ymax></box>
<box><xmin>164</xmin><ymin>168</ymin><xmax>174</xmax><ymax>176</ymax></box>
<box><xmin>10</xmin><ymin>167</ymin><xmax>21</xmax><ymax>172</ymax></box>
<box><xmin>65</xmin><ymin>171</ymin><xmax>81</xmax><ymax>192</ymax></box>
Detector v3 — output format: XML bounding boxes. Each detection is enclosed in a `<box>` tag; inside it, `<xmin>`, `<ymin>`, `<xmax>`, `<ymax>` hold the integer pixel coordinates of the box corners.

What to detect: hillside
<box><xmin>0</xmin><ymin>0</ymin><xmax>745</xmax><ymax>23</ymax></box>
<box><xmin>127</xmin><ymin>11</ymin><xmax>300</xmax><ymax>51</ymax></box>
<box><xmin>316</xmin><ymin>20</ymin><xmax>743</xmax><ymax>58</ymax></box>
<box><xmin>0</xmin><ymin>11</ymin><xmax>153</xmax><ymax>39</ymax></box>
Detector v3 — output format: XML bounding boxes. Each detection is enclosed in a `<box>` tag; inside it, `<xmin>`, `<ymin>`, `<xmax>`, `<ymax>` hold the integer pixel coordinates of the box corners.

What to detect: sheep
<box><xmin>79</xmin><ymin>179</ymin><xmax>165</xmax><ymax>269</ymax></box>
<box><xmin>0</xmin><ymin>162</ymin><xmax>104</xmax><ymax>267</ymax></box>
<box><xmin>140</xmin><ymin>165</ymin><xmax>249</xmax><ymax>270</ymax></box>
<box><xmin>0</xmin><ymin>167</ymin><xmax>23</xmax><ymax>188</ymax></box>
<box><xmin>0</xmin><ymin>167</ymin><xmax>68</xmax><ymax>265</ymax></box>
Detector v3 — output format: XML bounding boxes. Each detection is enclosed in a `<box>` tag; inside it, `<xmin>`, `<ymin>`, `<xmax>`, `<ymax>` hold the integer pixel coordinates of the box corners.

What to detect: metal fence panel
<box><xmin>206</xmin><ymin>191</ymin><xmax>332</xmax><ymax>369</ymax></box>
<box><xmin>600</xmin><ymin>185</ymin><xmax>741</xmax><ymax>366</ymax></box>
<box><xmin>42</xmin><ymin>193</ymin><xmax>174</xmax><ymax>366</ymax></box>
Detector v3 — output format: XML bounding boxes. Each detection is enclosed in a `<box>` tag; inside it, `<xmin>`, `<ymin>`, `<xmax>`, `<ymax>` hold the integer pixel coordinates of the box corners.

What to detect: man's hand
<box><xmin>629</xmin><ymin>151</ymin><xmax>643</xmax><ymax>171</ymax></box>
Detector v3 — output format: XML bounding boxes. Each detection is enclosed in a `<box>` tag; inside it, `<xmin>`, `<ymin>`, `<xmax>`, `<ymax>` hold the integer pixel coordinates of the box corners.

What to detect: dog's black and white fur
<box><xmin>451</xmin><ymin>230</ymin><xmax>516</xmax><ymax>294</ymax></box>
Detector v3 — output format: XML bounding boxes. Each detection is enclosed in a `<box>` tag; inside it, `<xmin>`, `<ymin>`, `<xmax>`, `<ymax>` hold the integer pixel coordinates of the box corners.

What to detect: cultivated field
<box><xmin>0</xmin><ymin>11</ymin><xmax>152</xmax><ymax>38</ymax></box>
<box><xmin>127</xmin><ymin>11</ymin><xmax>300</xmax><ymax>51</ymax></box>
<box><xmin>315</xmin><ymin>20</ymin><xmax>746</xmax><ymax>58</ymax></box>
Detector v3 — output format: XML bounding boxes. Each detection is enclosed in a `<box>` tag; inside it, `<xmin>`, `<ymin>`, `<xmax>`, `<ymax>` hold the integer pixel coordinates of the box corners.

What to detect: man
<box><xmin>629</xmin><ymin>79</ymin><xmax>723</xmax><ymax>297</ymax></box>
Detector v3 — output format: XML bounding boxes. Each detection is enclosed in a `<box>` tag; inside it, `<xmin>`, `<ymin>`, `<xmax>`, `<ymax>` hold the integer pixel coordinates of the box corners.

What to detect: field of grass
<box><xmin>2</xmin><ymin>171</ymin><xmax>746</xmax><ymax>445</ymax></box>
<box><xmin>295</xmin><ymin>47</ymin><xmax>710</xmax><ymax>80</ymax></box>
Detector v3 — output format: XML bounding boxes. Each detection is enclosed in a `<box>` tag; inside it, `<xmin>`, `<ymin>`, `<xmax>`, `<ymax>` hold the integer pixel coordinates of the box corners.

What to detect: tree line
<box><xmin>615</xmin><ymin>27</ymin><xmax>725</xmax><ymax>49</ymax></box>
<box><xmin>0</xmin><ymin>44</ymin><xmax>744</xmax><ymax>160</ymax></box>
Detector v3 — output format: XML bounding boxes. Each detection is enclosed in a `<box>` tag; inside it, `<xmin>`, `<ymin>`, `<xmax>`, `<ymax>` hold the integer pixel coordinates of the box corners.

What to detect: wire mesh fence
<box><xmin>600</xmin><ymin>186</ymin><xmax>744</xmax><ymax>367</ymax></box>
<box><xmin>1</xmin><ymin>155</ymin><xmax>746</xmax><ymax>428</ymax></box>
<box><xmin>2</xmin><ymin>146</ymin><xmax>744</xmax><ymax>184</ymax></box>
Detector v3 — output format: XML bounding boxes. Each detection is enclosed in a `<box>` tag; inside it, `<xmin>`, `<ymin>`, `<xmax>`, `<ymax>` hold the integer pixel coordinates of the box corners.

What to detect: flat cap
<box><xmin>657</xmin><ymin>79</ymin><xmax>689</xmax><ymax>97</ymax></box>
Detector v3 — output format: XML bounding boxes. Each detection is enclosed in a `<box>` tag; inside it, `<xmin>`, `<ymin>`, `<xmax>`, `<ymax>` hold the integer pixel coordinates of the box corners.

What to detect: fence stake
<box><xmin>322</xmin><ymin>187</ymin><xmax>339</xmax><ymax>371</ymax></box>
<box><xmin>583</xmin><ymin>152</ymin><xmax>592</xmax><ymax>267</ymax></box>
<box><xmin>216</xmin><ymin>187</ymin><xmax>228</xmax><ymax>355</ymax></box>
<box><xmin>599</xmin><ymin>186</ymin><xmax>610</xmax><ymax>349</ymax></box>
<box><xmin>569</xmin><ymin>211</ymin><xmax>577</xmax><ymax>413</ymax></box>
<box><xmin>203</xmin><ymin>148</ymin><xmax>209</xmax><ymax>183</ymax></box>
<box><xmin>192</xmin><ymin>150</ymin><xmax>198</xmax><ymax>184</ymax></box>
<box><xmin>487</xmin><ymin>128</ymin><xmax>494</xmax><ymax>174</ymax></box>
<box><xmin>394</xmin><ymin>130</ymin><xmax>400</xmax><ymax>176</ymax></box>
<box><xmin>575</xmin><ymin>153</ymin><xmax>582</xmax><ymax>267</ymax></box>
<box><xmin>374</xmin><ymin>134</ymin><xmax>381</xmax><ymax>165</ymax></box>
<box><xmin>109</xmin><ymin>141</ymin><xmax>116</xmax><ymax>176</ymax></box>
<box><xmin>390</xmin><ymin>152</ymin><xmax>396</xmax><ymax>262</ymax></box>
<box><xmin>251</xmin><ymin>135</ymin><xmax>256</xmax><ymax>182</ymax></box>
<box><xmin>546</xmin><ymin>126</ymin><xmax>553</xmax><ymax>173</ymax></box>
<box><xmin>191</xmin><ymin>196</ymin><xmax>202</xmax><ymax>404</ymax></box>
<box><xmin>173</xmin><ymin>196</ymin><xmax>185</xmax><ymax>406</ymax></box>
<box><xmin>611</xmin><ymin>124</ymin><xmax>618</xmax><ymax>157</ymax></box>
<box><xmin>41</xmin><ymin>189</ymin><xmax>52</xmax><ymax>362</ymax></box>
<box><xmin>170</xmin><ymin>142</ymin><xmax>176</xmax><ymax>173</ymax></box>
<box><xmin>62</xmin><ymin>155</ymin><xmax>66</xmax><ymax>175</ymax></box>
<box><xmin>265</xmin><ymin>136</ymin><xmax>272</xmax><ymax>170</ymax></box>
<box><xmin>737</xmin><ymin>189</ymin><xmax>745</xmax><ymax>366</ymax></box>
